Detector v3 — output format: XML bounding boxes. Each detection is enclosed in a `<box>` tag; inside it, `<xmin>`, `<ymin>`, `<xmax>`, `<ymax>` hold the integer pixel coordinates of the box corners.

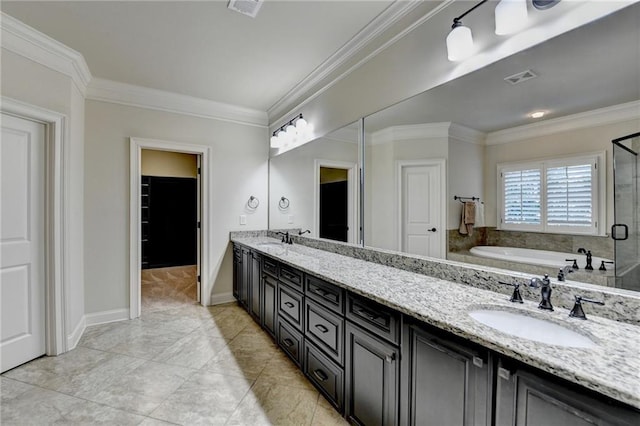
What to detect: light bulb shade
<box><xmin>495</xmin><ymin>0</ymin><xmax>528</xmax><ymax>35</ymax></box>
<box><xmin>270</xmin><ymin>134</ymin><xmax>280</xmax><ymax>148</ymax></box>
<box><xmin>277</xmin><ymin>131</ymin><xmax>290</xmax><ymax>145</ymax></box>
<box><xmin>295</xmin><ymin>117</ymin><xmax>308</xmax><ymax>131</ymax></box>
<box><xmin>285</xmin><ymin>124</ymin><xmax>297</xmax><ymax>136</ymax></box>
<box><xmin>446</xmin><ymin>23</ymin><xmax>474</xmax><ymax>61</ymax></box>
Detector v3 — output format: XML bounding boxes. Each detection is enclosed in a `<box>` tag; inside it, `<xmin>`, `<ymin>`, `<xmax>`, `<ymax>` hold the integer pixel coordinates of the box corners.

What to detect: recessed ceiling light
<box><xmin>530</xmin><ymin>111</ymin><xmax>545</xmax><ymax>119</ymax></box>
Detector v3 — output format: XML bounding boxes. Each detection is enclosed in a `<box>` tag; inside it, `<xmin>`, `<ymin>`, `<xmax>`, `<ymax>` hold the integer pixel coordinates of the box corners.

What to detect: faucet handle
<box><xmin>565</xmin><ymin>259</ymin><xmax>579</xmax><ymax>269</ymax></box>
<box><xmin>599</xmin><ymin>261</ymin><xmax>614</xmax><ymax>271</ymax></box>
<box><xmin>569</xmin><ymin>295</ymin><xmax>605</xmax><ymax>320</ymax></box>
<box><xmin>498</xmin><ymin>281</ymin><xmax>524</xmax><ymax>303</ymax></box>
<box><xmin>557</xmin><ymin>267</ymin><xmax>573</xmax><ymax>282</ymax></box>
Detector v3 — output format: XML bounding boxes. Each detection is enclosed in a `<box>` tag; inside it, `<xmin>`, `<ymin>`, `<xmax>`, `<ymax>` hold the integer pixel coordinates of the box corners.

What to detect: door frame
<box><xmin>129</xmin><ymin>137</ymin><xmax>210</xmax><ymax>319</ymax></box>
<box><xmin>396</xmin><ymin>159</ymin><xmax>446</xmax><ymax>258</ymax></box>
<box><xmin>314</xmin><ymin>159</ymin><xmax>358</xmax><ymax>244</ymax></box>
<box><xmin>1</xmin><ymin>97</ymin><xmax>68</xmax><ymax>356</ymax></box>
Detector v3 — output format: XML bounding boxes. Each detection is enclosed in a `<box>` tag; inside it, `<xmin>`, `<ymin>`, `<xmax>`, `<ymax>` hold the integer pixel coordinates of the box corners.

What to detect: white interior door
<box><xmin>400</xmin><ymin>162</ymin><xmax>444</xmax><ymax>258</ymax></box>
<box><xmin>1</xmin><ymin>113</ymin><xmax>46</xmax><ymax>372</ymax></box>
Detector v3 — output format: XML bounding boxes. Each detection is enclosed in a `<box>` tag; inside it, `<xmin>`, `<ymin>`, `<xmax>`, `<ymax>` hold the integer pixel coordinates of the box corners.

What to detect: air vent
<box><xmin>504</xmin><ymin>70</ymin><xmax>538</xmax><ymax>85</ymax></box>
<box><xmin>228</xmin><ymin>0</ymin><xmax>264</xmax><ymax>18</ymax></box>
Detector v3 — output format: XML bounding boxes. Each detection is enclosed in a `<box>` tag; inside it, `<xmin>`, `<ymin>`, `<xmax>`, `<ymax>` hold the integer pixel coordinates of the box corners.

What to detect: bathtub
<box><xmin>469</xmin><ymin>246</ymin><xmax>613</xmax><ymax>271</ymax></box>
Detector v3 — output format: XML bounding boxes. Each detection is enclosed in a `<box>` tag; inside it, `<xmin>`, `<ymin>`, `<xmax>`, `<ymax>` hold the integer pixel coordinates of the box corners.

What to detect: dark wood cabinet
<box><xmin>345</xmin><ymin>322</ymin><xmax>400</xmax><ymax>426</ymax></box>
<box><xmin>261</xmin><ymin>274</ymin><xmax>277</xmax><ymax>338</ymax></box>
<box><xmin>249</xmin><ymin>252</ymin><xmax>261</xmax><ymax>322</ymax></box>
<box><xmin>401</xmin><ymin>322</ymin><xmax>491</xmax><ymax>426</ymax></box>
<box><xmin>231</xmin><ymin>246</ymin><xmax>639</xmax><ymax>426</ymax></box>
<box><xmin>495</xmin><ymin>360</ymin><xmax>640</xmax><ymax>426</ymax></box>
<box><xmin>240</xmin><ymin>247</ymin><xmax>250</xmax><ymax>308</ymax></box>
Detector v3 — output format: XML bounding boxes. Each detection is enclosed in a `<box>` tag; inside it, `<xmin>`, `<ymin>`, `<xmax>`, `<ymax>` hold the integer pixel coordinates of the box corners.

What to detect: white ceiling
<box><xmin>365</xmin><ymin>3</ymin><xmax>640</xmax><ymax>134</ymax></box>
<box><xmin>1</xmin><ymin>0</ymin><xmax>396</xmax><ymax>111</ymax></box>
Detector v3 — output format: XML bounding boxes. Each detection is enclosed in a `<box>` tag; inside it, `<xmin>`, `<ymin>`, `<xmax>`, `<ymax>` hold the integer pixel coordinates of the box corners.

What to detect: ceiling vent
<box><xmin>504</xmin><ymin>69</ymin><xmax>538</xmax><ymax>85</ymax></box>
<box><xmin>228</xmin><ymin>0</ymin><xmax>264</xmax><ymax>18</ymax></box>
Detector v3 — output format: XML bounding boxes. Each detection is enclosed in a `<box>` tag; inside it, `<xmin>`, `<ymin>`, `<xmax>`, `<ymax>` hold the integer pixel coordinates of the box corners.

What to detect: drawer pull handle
<box><xmin>355</xmin><ymin>307</ymin><xmax>379</xmax><ymax>321</ymax></box>
<box><xmin>314</xmin><ymin>324</ymin><xmax>329</xmax><ymax>333</ymax></box>
<box><xmin>282</xmin><ymin>270</ymin><xmax>298</xmax><ymax>281</ymax></box>
<box><xmin>283</xmin><ymin>338</ymin><xmax>294</xmax><ymax>348</ymax></box>
<box><xmin>313</xmin><ymin>369</ymin><xmax>329</xmax><ymax>382</ymax></box>
<box><xmin>313</xmin><ymin>288</ymin><xmax>328</xmax><ymax>297</ymax></box>
<box><xmin>284</xmin><ymin>302</ymin><xmax>295</xmax><ymax>309</ymax></box>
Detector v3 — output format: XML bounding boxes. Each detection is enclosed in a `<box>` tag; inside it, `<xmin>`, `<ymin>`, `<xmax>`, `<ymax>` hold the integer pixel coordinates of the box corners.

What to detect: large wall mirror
<box><xmin>270</xmin><ymin>4</ymin><xmax>639</xmax><ymax>291</ymax></box>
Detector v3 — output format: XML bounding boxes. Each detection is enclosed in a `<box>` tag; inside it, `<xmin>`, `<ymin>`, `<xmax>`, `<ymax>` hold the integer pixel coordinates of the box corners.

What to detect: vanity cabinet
<box><xmin>231</xmin><ymin>244</ymin><xmax>639</xmax><ymax>426</ymax></box>
<box><xmin>401</xmin><ymin>322</ymin><xmax>491</xmax><ymax>426</ymax></box>
<box><xmin>495</xmin><ymin>360</ymin><xmax>639</xmax><ymax>426</ymax></box>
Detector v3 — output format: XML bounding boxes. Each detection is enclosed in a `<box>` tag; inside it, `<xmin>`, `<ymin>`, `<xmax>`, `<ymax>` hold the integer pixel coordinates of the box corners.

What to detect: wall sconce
<box><xmin>270</xmin><ymin>114</ymin><xmax>313</xmax><ymax>149</ymax></box>
<box><xmin>446</xmin><ymin>0</ymin><xmax>560</xmax><ymax>62</ymax></box>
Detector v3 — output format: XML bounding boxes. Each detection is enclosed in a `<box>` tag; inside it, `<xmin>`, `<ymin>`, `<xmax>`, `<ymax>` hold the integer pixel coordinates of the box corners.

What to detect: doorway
<box><xmin>140</xmin><ymin>149</ymin><xmax>199</xmax><ymax>312</ymax></box>
<box><xmin>130</xmin><ymin>138</ymin><xmax>210</xmax><ymax>319</ymax></box>
<box><xmin>397</xmin><ymin>159</ymin><xmax>446</xmax><ymax>258</ymax></box>
<box><xmin>314</xmin><ymin>160</ymin><xmax>357</xmax><ymax>243</ymax></box>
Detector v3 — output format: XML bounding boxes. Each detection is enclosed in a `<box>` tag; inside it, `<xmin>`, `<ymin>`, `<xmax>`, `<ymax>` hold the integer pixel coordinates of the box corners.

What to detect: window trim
<box><xmin>497</xmin><ymin>152</ymin><xmax>606</xmax><ymax>236</ymax></box>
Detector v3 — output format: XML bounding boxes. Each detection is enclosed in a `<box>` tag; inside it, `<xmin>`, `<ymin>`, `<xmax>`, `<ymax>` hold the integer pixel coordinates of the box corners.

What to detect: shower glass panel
<box><xmin>612</xmin><ymin>132</ymin><xmax>640</xmax><ymax>291</ymax></box>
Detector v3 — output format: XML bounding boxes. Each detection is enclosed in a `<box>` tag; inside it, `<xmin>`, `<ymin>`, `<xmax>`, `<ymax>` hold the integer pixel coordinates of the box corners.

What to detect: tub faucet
<box><xmin>577</xmin><ymin>248</ymin><xmax>593</xmax><ymax>270</ymax></box>
<box><xmin>529</xmin><ymin>274</ymin><xmax>553</xmax><ymax>311</ymax></box>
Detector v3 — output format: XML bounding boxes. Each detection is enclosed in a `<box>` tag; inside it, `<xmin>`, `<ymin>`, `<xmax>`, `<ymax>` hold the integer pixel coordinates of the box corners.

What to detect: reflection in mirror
<box><xmin>363</xmin><ymin>5</ymin><xmax>640</xmax><ymax>289</ymax></box>
<box><xmin>269</xmin><ymin>122</ymin><xmax>360</xmax><ymax>244</ymax></box>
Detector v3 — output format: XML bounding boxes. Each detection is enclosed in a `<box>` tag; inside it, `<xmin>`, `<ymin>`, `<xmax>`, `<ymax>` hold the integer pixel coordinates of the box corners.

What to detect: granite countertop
<box><xmin>231</xmin><ymin>236</ymin><xmax>640</xmax><ymax>410</ymax></box>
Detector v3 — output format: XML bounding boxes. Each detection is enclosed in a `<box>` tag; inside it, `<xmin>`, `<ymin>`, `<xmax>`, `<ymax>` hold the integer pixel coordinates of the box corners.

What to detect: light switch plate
<box><xmin>240</xmin><ymin>215</ymin><xmax>247</xmax><ymax>225</ymax></box>
<box><xmin>288</xmin><ymin>215</ymin><xmax>294</xmax><ymax>224</ymax></box>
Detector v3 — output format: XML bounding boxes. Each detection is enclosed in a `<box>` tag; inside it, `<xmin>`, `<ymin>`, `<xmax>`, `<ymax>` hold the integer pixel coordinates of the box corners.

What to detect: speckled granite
<box><xmin>276</xmin><ymin>233</ymin><xmax>640</xmax><ymax>326</ymax></box>
<box><xmin>231</xmin><ymin>236</ymin><xmax>640</xmax><ymax>410</ymax></box>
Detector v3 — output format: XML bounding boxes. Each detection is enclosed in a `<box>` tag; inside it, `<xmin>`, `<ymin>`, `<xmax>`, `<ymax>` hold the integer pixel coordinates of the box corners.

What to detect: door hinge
<box><xmin>197</xmin><ymin>275</ymin><xmax>201</xmax><ymax>283</ymax></box>
<box><xmin>197</xmin><ymin>167</ymin><xmax>201</xmax><ymax>175</ymax></box>
<box><xmin>197</xmin><ymin>221</ymin><xmax>201</xmax><ymax>229</ymax></box>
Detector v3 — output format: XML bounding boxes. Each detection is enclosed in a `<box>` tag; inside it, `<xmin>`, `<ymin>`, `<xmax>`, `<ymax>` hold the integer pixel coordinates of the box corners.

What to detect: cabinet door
<box><xmin>495</xmin><ymin>363</ymin><xmax>640</xmax><ymax>426</ymax></box>
<box><xmin>232</xmin><ymin>245</ymin><xmax>241</xmax><ymax>300</ymax></box>
<box><xmin>262</xmin><ymin>275</ymin><xmax>277</xmax><ymax>338</ymax></box>
<box><xmin>345</xmin><ymin>322</ymin><xmax>400</xmax><ymax>426</ymax></box>
<box><xmin>250</xmin><ymin>252</ymin><xmax>261</xmax><ymax>322</ymax></box>
<box><xmin>240</xmin><ymin>248</ymin><xmax>250</xmax><ymax>308</ymax></box>
<box><xmin>401</xmin><ymin>323</ymin><xmax>490</xmax><ymax>426</ymax></box>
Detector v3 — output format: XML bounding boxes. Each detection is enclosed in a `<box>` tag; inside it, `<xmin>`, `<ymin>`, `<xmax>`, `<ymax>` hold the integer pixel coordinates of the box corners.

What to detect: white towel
<box><xmin>475</xmin><ymin>201</ymin><xmax>485</xmax><ymax>228</ymax></box>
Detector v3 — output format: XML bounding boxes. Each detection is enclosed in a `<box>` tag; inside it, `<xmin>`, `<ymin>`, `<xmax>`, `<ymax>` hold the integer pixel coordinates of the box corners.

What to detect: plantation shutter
<box><xmin>546</xmin><ymin>163</ymin><xmax>593</xmax><ymax>227</ymax></box>
<box><xmin>503</xmin><ymin>168</ymin><xmax>541</xmax><ymax>225</ymax></box>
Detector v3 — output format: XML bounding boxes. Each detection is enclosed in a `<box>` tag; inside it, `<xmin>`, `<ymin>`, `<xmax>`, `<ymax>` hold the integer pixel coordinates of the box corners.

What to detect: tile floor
<box><xmin>1</xmin><ymin>280</ymin><xmax>348</xmax><ymax>425</ymax></box>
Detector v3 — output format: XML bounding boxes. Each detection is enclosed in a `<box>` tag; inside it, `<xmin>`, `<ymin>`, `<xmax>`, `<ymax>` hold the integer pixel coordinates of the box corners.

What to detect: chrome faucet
<box><xmin>529</xmin><ymin>274</ymin><xmax>553</xmax><ymax>311</ymax></box>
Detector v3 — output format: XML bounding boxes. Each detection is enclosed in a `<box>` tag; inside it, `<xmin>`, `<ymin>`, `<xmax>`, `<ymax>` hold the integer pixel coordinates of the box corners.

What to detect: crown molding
<box><xmin>87</xmin><ymin>78</ymin><xmax>268</xmax><ymax>127</ymax></box>
<box><xmin>449</xmin><ymin>123</ymin><xmax>486</xmax><ymax>145</ymax></box>
<box><xmin>267</xmin><ymin>0</ymin><xmax>431</xmax><ymax>122</ymax></box>
<box><xmin>486</xmin><ymin>100</ymin><xmax>640</xmax><ymax>145</ymax></box>
<box><xmin>370</xmin><ymin>122</ymin><xmax>451</xmax><ymax>145</ymax></box>
<box><xmin>1</xmin><ymin>12</ymin><xmax>92</xmax><ymax>96</ymax></box>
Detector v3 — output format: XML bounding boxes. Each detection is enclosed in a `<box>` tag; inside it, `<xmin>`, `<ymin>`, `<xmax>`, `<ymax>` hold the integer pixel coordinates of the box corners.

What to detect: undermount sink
<box><xmin>468</xmin><ymin>309</ymin><xmax>597</xmax><ymax>349</ymax></box>
<box><xmin>257</xmin><ymin>242</ymin><xmax>284</xmax><ymax>249</ymax></box>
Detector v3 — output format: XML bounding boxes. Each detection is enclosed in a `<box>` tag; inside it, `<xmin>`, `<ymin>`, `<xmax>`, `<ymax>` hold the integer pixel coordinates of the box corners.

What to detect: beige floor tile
<box><xmin>201</xmin><ymin>346</ymin><xmax>275</xmax><ymax>381</ymax></box>
<box><xmin>256</xmin><ymin>351</ymin><xmax>317</xmax><ymax>391</ymax></box>
<box><xmin>150</xmin><ymin>371</ymin><xmax>253</xmax><ymax>425</ymax></box>
<box><xmin>226</xmin><ymin>379</ymin><xmax>319</xmax><ymax>425</ymax></box>
<box><xmin>311</xmin><ymin>394</ymin><xmax>349</xmax><ymax>426</ymax></box>
<box><xmin>153</xmin><ymin>328</ymin><xmax>229</xmax><ymax>369</ymax></box>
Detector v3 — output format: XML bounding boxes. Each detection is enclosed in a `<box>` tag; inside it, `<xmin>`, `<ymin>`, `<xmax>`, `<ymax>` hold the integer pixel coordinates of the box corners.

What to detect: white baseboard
<box><xmin>66</xmin><ymin>316</ymin><xmax>86</xmax><ymax>351</ymax></box>
<box><xmin>85</xmin><ymin>308</ymin><xmax>130</xmax><ymax>326</ymax></box>
<box><xmin>210</xmin><ymin>292</ymin><xmax>236</xmax><ymax>306</ymax></box>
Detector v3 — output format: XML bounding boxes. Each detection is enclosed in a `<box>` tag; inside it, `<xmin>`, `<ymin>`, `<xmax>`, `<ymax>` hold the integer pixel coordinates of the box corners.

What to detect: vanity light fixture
<box><xmin>446</xmin><ymin>0</ymin><xmax>561</xmax><ymax>62</ymax></box>
<box><xmin>270</xmin><ymin>114</ymin><xmax>312</xmax><ymax>149</ymax></box>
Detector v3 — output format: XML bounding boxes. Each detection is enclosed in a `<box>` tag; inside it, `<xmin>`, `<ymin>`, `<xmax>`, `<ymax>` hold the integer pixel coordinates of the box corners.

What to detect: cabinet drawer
<box><xmin>278</xmin><ymin>284</ymin><xmax>304</xmax><ymax>331</ymax></box>
<box><xmin>278</xmin><ymin>318</ymin><xmax>303</xmax><ymax>368</ymax></box>
<box><xmin>262</xmin><ymin>256</ymin><xmax>279</xmax><ymax>279</ymax></box>
<box><xmin>305</xmin><ymin>341</ymin><xmax>344</xmax><ymax>413</ymax></box>
<box><xmin>305</xmin><ymin>276</ymin><xmax>344</xmax><ymax>314</ymax></box>
<box><xmin>280</xmin><ymin>264</ymin><xmax>303</xmax><ymax>291</ymax></box>
<box><xmin>347</xmin><ymin>293</ymin><xmax>400</xmax><ymax>345</ymax></box>
<box><xmin>305</xmin><ymin>299</ymin><xmax>344</xmax><ymax>364</ymax></box>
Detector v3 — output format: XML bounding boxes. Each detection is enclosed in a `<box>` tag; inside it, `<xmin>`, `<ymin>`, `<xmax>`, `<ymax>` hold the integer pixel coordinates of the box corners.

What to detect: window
<box><xmin>498</xmin><ymin>153</ymin><xmax>604</xmax><ymax>235</ymax></box>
